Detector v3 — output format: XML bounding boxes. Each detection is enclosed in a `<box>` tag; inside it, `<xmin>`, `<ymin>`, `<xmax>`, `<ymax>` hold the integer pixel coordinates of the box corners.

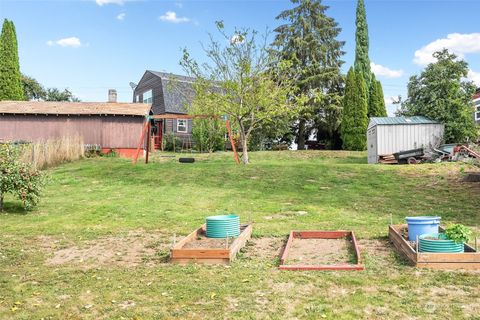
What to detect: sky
<box><xmin>1</xmin><ymin>0</ymin><xmax>480</xmax><ymax>115</ymax></box>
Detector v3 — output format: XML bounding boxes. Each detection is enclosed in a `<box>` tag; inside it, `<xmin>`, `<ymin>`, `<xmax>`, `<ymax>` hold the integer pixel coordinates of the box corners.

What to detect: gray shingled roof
<box><xmin>368</xmin><ymin>116</ymin><xmax>441</xmax><ymax>129</ymax></box>
<box><xmin>148</xmin><ymin>71</ymin><xmax>196</xmax><ymax>114</ymax></box>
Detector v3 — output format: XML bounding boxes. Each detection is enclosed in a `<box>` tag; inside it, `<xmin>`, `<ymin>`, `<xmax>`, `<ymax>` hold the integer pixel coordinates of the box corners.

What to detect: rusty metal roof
<box><xmin>0</xmin><ymin>101</ymin><xmax>151</xmax><ymax>116</ymax></box>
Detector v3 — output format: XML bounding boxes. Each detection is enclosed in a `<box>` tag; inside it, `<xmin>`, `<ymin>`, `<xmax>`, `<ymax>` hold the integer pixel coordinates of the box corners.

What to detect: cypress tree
<box><xmin>0</xmin><ymin>19</ymin><xmax>24</xmax><ymax>101</ymax></box>
<box><xmin>341</xmin><ymin>68</ymin><xmax>368</xmax><ymax>150</ymax></box>
<box><xmin>368</xmin><ymin>74</ymin><xmax>387</xmax><ymax>117</ymax></box>
<box><xmin>354</xmin><ymin>0</ymin><xmax>371</xmax><ymax>94</ymax></box>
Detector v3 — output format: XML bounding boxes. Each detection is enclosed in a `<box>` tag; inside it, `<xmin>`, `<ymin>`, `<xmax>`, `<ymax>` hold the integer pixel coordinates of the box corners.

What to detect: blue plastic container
<box><xmin>206</xmin><ymin>214</ymin><xmax>240</xmax><ymax>238</ymax></box>
<box><xmin>405</xmin><ymin>216</ymin><xmax>441</xmax><ymax>241</ymax></box>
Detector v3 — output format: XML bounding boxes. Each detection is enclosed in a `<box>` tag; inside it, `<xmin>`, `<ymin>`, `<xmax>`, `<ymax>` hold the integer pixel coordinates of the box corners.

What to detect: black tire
<box><xmin>179</xmin><ymin>157</ymin><xmax>195</xmax><ymax>163</ymax></box>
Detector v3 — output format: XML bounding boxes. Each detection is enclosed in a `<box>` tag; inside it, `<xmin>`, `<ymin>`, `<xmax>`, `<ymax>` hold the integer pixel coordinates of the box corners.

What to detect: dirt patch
<box><xmin>183</xmin><ymin>236</ymin><xmax>231</xmax><ymax>249</ymax></box>
<box><xmin>243</xmin><ymin>237</ymin><xmax>286</xmax><ymax>260</ymax></box>
<box><xmin>285</xmin><ymin>238</ymin><xmax>353</xmax><ymax>265</ymax></box>
<box><xmin>43</xmin><ymin>230</ymin><xmax>171</xmax><ymax>268</ymax></box>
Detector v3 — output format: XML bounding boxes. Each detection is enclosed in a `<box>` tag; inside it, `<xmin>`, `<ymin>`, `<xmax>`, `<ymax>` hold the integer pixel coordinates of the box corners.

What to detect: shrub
<box><xmin>163</xmin><ymin>133</ymin><xmax>182</xmax><ymax>152</ymax></box>
<box><xmin>0</xmin><ymin>143</ymin><xmax>46</xmax><ymax>211</ymax></box>
<box><xmin>445</xmin><ymin>224</ymin><xmax>472</xmax><ymax>244</ymax></box>
<box><xmin>192</xmin><ymin>118</ymin><xmax>225</xmax><ymax>153</ymax></box>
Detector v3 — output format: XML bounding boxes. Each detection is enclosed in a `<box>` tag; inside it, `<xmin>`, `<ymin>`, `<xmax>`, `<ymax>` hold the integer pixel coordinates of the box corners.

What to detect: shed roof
<box><xmin>0</xmin><ymin>101</ymin><xmax>151</xmax><ymax>116</ymax></box>
<box><xmin>368</xmin><ymin>116</ymin><xmax>441</xmax><ymax>128</ymax></box>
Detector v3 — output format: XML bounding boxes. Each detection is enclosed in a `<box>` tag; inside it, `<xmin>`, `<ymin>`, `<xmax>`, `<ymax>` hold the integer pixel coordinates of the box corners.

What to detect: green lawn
<box><xmin>1</xmin><ymin>151</ymin><xmax>479</xmax><ymax>319</ymax></box>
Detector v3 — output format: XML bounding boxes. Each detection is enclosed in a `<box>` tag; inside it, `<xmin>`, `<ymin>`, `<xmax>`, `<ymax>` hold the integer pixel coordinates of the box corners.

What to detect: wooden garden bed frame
<box><xmin>278</xmin><ymin>231</ymin><xmax>364</xmax><ymax>271</ymax></box>
<box><xmin>171</xmin><ymin>223</ymin><xmax>252</xmax><ymax>264</ymax></box>
<box><xmin>389</xmin><ymin>224</ymin><xmax>480</xmax><ymax>270</ymax></box>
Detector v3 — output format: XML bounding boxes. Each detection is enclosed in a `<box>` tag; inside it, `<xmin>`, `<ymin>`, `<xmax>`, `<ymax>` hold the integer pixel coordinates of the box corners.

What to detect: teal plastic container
<box><xmin>419</xmin><ymin>233</ymin><xmax>464</xmax><ymax>253</ymax></box>
<box><xmin>206</xmin><ymin>214</ymin><xmax>240</xmax><ymax>238</ymax></box>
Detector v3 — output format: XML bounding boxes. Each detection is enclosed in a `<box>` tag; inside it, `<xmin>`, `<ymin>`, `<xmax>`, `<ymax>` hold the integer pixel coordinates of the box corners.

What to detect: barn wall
<box><xmin>376</xmin><ymin>123</ymin><xmax>444</xmax><ymax>156</ymax></box>
<box><xmin>0</xmin><ymin>114</ymin><xmax>145</xmax><ymax>149</ymax></box>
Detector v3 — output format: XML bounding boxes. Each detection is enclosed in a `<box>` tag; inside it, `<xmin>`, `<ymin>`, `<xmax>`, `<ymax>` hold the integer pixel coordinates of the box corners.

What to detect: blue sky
<box><xmin>1</xmin><ymin>0</ymin><xmax>480</xmax><ymax>115</ymax></box>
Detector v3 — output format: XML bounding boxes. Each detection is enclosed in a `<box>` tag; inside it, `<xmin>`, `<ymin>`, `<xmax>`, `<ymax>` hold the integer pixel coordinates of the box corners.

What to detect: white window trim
<box><xmin>177</xmin><ymin>119</ymin><xmax>188</xmax><ymax>133</ymax></box>
<box><xmin>142</xmin><ymin>90</ymin><xmax>152</xmax><ymax>104</ymax></box>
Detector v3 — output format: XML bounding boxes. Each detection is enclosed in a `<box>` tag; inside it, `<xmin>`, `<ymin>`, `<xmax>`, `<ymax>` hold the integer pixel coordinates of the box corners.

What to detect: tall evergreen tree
<box><xmin>341</xmin><ymin>68</ymin><xmax>368</xmax><ymax>151</ymax></box>
<box><xmin>273</xmin><ymin>0</ymin><xmax>345</xmax><ymax>150</ymax></box>
<box><xmin>368</xmin><ymin>74</ymin><xmax>387</xmax><ymax>117</ymax></box>
<box><xmin>354</xmin><ymin>0</ymin><xmax>371</xmax><ymax>94</ymax></box>
<box><xmin>0</xmin><ymin>19</ymin><xmax>23</xmax><ymax>101</ymax></box>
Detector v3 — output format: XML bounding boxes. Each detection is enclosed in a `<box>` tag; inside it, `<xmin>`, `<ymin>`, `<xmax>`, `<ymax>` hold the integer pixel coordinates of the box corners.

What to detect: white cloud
<box><xmin>117</xmin><ymin>13</ymin><xmax>126</xmax><ymax>21</ymax></box>
<box><xmin>230</xmin><ymin>34</ymin><xmax>245</xmax><ymax>45</ymax></box>
<box><xmin>47</xmin><ymin>37</ymin><xmax>82</xmax><ymax>48</ymax></box>
<box><xmin>96</xmin><ymin>0</ymin><xmax>124</xmax><ymax>6</ymax></box>
<box><xmin>174</xmin><ymin>1</ymin><xmax>183</xmax><ymax>8</ymax></box>
<box><xmin>370</xmin><ymin>62</ymin><xmax>403</xmax><ymax>78</ymax></box>
<box><xmin>467</xmin><ymin>69</ymin><xmax>480</xmax><ymax>86</ymax></box>
<box><xmin>414</xmin><ymin>33</ymin><xmax>480</xmax><ymax>65</ymax></box>
<box><xmin>159</xmin><ymin>11</ymin><xmax>190</xmax><ymax>23</ymax></box>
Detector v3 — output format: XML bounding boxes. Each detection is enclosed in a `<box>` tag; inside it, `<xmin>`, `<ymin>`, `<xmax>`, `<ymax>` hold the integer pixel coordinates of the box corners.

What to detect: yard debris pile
<box><xmin>379</xmin><ymin>143</ymin><xmax>480</xmax><ymax>165</ymax></box>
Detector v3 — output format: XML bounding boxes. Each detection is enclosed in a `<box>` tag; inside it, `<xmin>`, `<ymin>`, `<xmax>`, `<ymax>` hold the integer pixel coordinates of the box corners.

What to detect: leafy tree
<box><xmin>0</xmin><ymin>19</ymin><xmax>24</xmax><ymax>101</ymax></box>
<box><xmin>181</xmin><ymin>22</ymin><xmax>300</xmax><ymax>164</ymax></box>
<box><xmin>341</xmin><ymin>68</ymin><xmax>368</xmax><ymax>150</ymax></box>
<box><xmin>192</xmin><ymin>118</ymin><xmax>225</xmax><ymax>153</ymax></box>
<box><xmin>272</xmin><ymin>0</ymin><xmax>345</xmax><ymax>150</ymax></box>
<box><xmin>354</xmin><ymin>0</ymin><xmax>371</xmax><ymax>94</ymax></box>
<box><xmin>369</xmin><ymin>74</ymin><xmax>387</xmax><ymax>117</ymax></box>
<box><xmin>0</xmin><ymin>144</ymin><xmax>45</xmax><ymax>211</ymax></box>
<box><xmin>22</xmin><ymin>74</ymin><xmax>46</xmax><ymax>100</ymax></box>
<box><xmin>397</xmin><ymin>49</ymin><xmax>477</xmax><ymax>143</ymax></box>
<box><xmin>44</xmin><ymin>88</ymin><xmax>80</xmax><ymax>102</ymax></box>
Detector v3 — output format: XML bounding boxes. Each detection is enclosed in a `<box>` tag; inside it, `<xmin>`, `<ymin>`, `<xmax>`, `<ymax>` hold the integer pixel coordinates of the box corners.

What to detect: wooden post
<box><xmin>145</xmin><ymin>121</ymin><xmax>151</xmax><ymax>164</ymax></box>
<box><xmin>132</xmin><ymin>121</ymin><xmax>149</xmax><ymax>165</ymax></box>
<box><xmin>226</xmin><ymin>120</ymin><xmax>240</xmax><ymax>164</ymax></box>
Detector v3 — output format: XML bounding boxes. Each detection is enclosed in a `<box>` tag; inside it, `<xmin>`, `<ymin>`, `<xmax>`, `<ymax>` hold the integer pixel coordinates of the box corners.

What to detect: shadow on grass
<box><xmin>1</xmin><ymin>201</ymin><xmax>29</xmax><ymax>215</ymax></box>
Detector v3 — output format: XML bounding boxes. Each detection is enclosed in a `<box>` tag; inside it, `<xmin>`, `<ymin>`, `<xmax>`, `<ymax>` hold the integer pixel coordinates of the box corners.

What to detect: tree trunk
<box><xmin>0</xmin><ymin>193</ymin><xmax>3</xmax><ymax>211</ymax></box>
<box><xmin>239</xmin><ymin>122</ymin><xmax>249</xmax><ymax>164</ymax></box>
<box><xmin>297</xmin><ymin>118</ymin><xmax>306</xmax><ymax>150</ymax></box>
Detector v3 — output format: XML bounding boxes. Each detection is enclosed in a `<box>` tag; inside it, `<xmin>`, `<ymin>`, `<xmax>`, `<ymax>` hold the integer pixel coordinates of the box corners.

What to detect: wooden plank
<box><xmin>173</xmin><ymin>225</ymin><xmax>204</xmax><ymax>249</ymax></box>
<box><xmin>417</xmin><ymin>252</ymin><xmax>480</xmax><ymax>263</ymax></box>
<box><xmin>171</xmin><ymin>249</ymin><xmax>230</xmax><ymax>259</ymax></box>
<box><xmin>280</xmin><ymin>231</ymin><xmax>295</xmax><ymax>265</ymax></box>
<box><xmin>229</xmin><ymin>224</ymin><xmax>253</xmax><ymax>260</ymax></box>
<box><xmin>416</xmin><ymin>262</ymin><xmax>480</xmax><ymax>270</ymax></box>
<box><xmin>279</xmin><ymin>264</ymin><xmax>364</xmax><ymax>271</ymax></box>
<box><xmin>171</xmin><ymin>258</ymin><xmax>229</xmax><ymax>265</ymax></box>
<box><xmin>295</xmin><ymin>231</ymin><xmax>349</xmax><ymax>239</ymax></box>
<box><xmin>350</xmin><ymin>231</ymin><xmax>362</xmax><ymax>265</ymax></box>
<box><xmin>388</xmin><ymin>225</ymin><xmax>417</xmax><ymax>264</ymax></box>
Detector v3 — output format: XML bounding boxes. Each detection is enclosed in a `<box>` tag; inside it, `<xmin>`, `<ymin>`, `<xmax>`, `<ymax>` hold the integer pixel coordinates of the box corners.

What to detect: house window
<box><xmin>476</xmin><ymin>112</ymin><xmax>480</xmax><ymax>121</ymax></box>
<box><xmin>177</xmin><ymin>119</ymin><xmax>187</xmax><ymax>133</ymax></box>
<box><xmin>142</xmin><ymin>90</ymin><xmax>152</xmax><ymax>104</ymax></box>
<box><xmin>135</xmin><ymin>95</ymin><xmax>139</xmax><ymax>103</ymax></box>
<box><xmin>475</xmin><ymin>99</ymin><xmax>480</xmax><ymax>106</ymax></box>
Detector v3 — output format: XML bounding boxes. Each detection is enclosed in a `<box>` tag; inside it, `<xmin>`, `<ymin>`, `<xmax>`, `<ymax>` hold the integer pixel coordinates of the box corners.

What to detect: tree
<box><xmin>368</xmin><ymin>73</ymin><xmax>387</xmax><ymax>117</ymax></box>
<box><xmin>397</xmin><ymin>49</ymin><xmax>477</xmax><ymax>143</ymax></box>
<box><xmin>44</xmin><ymin>88</ymin><xmax>80</xmax><ymax>102</ymax></box>
<box><xmin>272</xmin><ymin>0</ymin><xmax>345</xmax><ymax>150</ymax></box>
<box><xmin>21</xmin><ymin>74</ymin><xmax>46</xmax><ymax>100</ymax></box>
<box><xmin>192</xmin><ymin>118</ymin><xmax>225</xmax><ymax>153</ymax></box>
<box><xmin>0</xmin><ymin>19</ymin><xmax>24</xmax><ymax>101</ymax></box>
<box><xmin>354</xmin><ymin>0</ymin><xmax>371</xmax><ymax>94</ymax></box>
<box><xmin>181</xmin><ymin>22</ymin><xmax>300</xmax><ymax>164</ymax></box>
<box><xmin>0</xmin><ymin>144</ymin><xmax>45</xmax><ymax>211</ymax></box>
<box><xmin>341</xmin><ymin>68</ymin><xmax>368</xmax><ymax>150</ymax></box>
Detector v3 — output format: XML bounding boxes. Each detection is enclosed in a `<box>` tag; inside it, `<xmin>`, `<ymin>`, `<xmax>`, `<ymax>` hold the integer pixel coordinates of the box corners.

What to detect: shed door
<box><xmin>367</xmin><ymin>127</ymin><xmax>377</xmax><ymax>164</ymax></box>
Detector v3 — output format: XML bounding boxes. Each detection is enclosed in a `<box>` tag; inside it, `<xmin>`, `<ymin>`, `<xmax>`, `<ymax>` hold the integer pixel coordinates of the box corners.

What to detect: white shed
<box><xmin>367</xmin><ymin>116</ymin><xmax>444</xmax><ymax>164</ymax></box>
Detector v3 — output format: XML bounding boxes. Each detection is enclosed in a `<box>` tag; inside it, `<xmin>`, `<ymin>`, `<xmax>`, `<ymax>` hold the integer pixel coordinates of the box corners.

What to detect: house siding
<box><xmin>133</xmin><ymin>71</ymin><xmax>165</xmax><ymax>114</ymax></box>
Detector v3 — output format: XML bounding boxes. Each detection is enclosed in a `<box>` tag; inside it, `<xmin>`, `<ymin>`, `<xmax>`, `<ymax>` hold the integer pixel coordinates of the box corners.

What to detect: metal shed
<box><xmin>367</xmin><ymin>116</ymin><xmax>444</xmax><ymax>164</ymax></box>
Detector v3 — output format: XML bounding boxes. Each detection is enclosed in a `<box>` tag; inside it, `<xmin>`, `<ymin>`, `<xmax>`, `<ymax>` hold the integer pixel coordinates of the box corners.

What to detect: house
<box><xmin>367</xmin><ymin>116</ymin><xmax>444</xmax><ymax>164</ymax></box>
<box><xmin>133</xmin><ymin>71</ymin><xmax>196</xmax><ymax>149</ymax></box>
<box><xmin>0</xmin><ymin>92</ymin><xmax>151</xmax><ymax>157</ymax></box>
<box><xmin>473</xmin><ymin>88</ymin><xmax>480</xmax><ymax>124</ymax></box>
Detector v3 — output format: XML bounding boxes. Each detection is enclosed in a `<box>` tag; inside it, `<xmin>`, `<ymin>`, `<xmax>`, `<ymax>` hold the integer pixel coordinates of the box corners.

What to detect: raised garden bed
<box><xmin>389</xmin><ymin>224</ymin><xmax>480</xmax><ymax>270</ymax></box>
<box><xmin>278</xmin><ymin>231</ymin><xmax>364</xmax><ymax>271</ymax></box>
<box><xmin>170</xmin><ymin>223</ymin><xmax>252</xmax><ymax>264</ymax></box>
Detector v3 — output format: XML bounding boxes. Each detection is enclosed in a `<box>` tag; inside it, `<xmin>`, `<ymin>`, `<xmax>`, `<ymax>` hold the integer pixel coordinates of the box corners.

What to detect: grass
<box><xmin>1</xmin><ymin>150</ymin><xmax>479</xmax><ymax>319</ymax></box>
